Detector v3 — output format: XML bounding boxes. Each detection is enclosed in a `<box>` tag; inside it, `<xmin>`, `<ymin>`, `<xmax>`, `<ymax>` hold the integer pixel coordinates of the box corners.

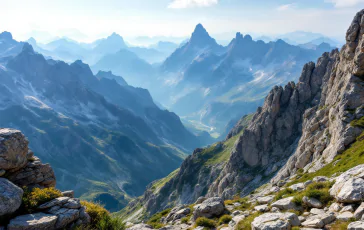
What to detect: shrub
<box><xmin>218</xmin><ymin>215</ymin><xmax>232</xmax><ymax>225</ymax></box>
<box><xmin>22</xmin><ymin>187</ymin><xmax>62</xmax><ymax>212</ymax></box>
<box><xmin>195</xmin><ymin>217</ymin><xmax>216</xmax><ymax>228</ymax></box>
<box><xmin>81</xmin><ymin>200</ymin><xmax>125</xmax><ymax>230</ymax></box>
<box><xmin>181</xmin><ymin>217</ymin><xmax>189</xmax><ymax>224</ymax></box>
<box><xmin>274</xmin><ymin>188</ymin><xmax>295</xmax><ymax>201</ymax></box>
<box><xmin>146</xmin><ymin>208</ymin><xmax>171</xmax><ymax>229</ymax></box>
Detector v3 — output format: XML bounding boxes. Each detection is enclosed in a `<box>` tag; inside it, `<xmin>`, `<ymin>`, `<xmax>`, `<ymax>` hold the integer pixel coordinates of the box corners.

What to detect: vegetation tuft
<box><xmin>22</xmin><ymin>187</ymin><xmax>62</xmax><ymax>213</ymax></box>
<box><xmin>195</xmin><ymin>217</ymin><xmax>217</xmax><ymax>228</ymax></box>
<box><xmin>81</xmin><ymin>200</ymin><xmax>125</xmax><ymax>230</ymax></box>
<box><xmin>218</xmin><ymin>215</ymin><xmax>232</xmax><ymax>225</ymax></box>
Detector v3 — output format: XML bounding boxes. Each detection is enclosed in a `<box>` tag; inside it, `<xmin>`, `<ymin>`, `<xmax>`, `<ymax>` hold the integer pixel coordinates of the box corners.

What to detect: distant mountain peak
<box><xmin>189</xmin><ymin>24</ymin><xmax>217</xmax><ymax>47</ymax></box>
<box><xmin>22</xmin><ymin>43</ymin><xmax>35</xmax><ymax>54</ymax></box>
<box><xmin>0</xmin><ymin>31</ymin><xmax>13</xmax><ymax>40</ymax></box>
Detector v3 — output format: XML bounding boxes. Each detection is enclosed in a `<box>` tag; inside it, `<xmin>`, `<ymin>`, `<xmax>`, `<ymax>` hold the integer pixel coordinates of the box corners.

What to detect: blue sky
<box><xmin>0</xmin><ymin>0</ymin><xmax>363</xmax><ymax>43</ymax></box>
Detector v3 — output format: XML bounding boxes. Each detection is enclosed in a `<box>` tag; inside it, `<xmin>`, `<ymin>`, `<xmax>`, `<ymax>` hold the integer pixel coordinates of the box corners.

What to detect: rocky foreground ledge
<box><xmin>127</xmin><ymin>164</ymin><xmax>364</xmax><ymax>229</ymax></box>
<box><xmin>0</xmin><ymin>128</ymin><xmax>91</xmax><ymax>229</ymax></box>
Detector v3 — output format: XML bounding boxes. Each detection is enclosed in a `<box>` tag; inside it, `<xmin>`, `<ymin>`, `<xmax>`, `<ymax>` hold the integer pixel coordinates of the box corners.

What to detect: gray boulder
<box><xmin>251</xmin><ymin>212</ymin><xmax>300</xmax><ymax>230</ymax></box>
<box><xmin>53</xmin><ymin>208</ymin><xmax>79</xmax><ymax>229</ymax></box>
<box><xmin>193</xmin><ymin>197</ymin><xmax>225</xmax><ymax>220</ymax></box>
<box><xmin>0</xmin><ymin>178</ymin><xmax>23</xmax><ymax>216</ymax></box>
<box><xmin>302</xmin><ymin>196</ymin><xmax>323</xmax><ymax>208</ymax></box>
<box><xmin>257</xmin><ymin>195</ymin><xmax>274</xmax><ymax>204</ymax></box>
<box><xmin>0</xmin><ymin>128</ymin><xmax>29</xmax><ymax>171</ymax></box>
<box><xmin>337</xmin><ymin>211</ymin><xmax>355</xmax><ymax>221</ymax></box>
<box><xmin>38</xmin><ymin>197</ymin><xmax>70</xmax><ymax>210</ymax></box>
<box><xmin>331</xmin><ymin>178</ymin><xmax>364</xmax><ymax>203</ymax></box>
<box><xmin>7</xmin><ymin>213</ymin><xmax>57</xmax><ymax>230</ymax></box>
<box><xmin>348</xmin><ymin>221</ymin><xmax>364</xmax><ymax>230</ymax></box>
<box><xmin>271</xmin><ymin>197</ymin><xmax>298</xmax><ymax>210</ymax></box>
<box><xmin>354</xmin><ymin>203</ymin><xmax>364</xmax><ymax>220</ymax></box>
<box><xmin>289</xmin><ymin>183</ymin><xmax>305</xmax><ymax>191</ymax></box>
<box><xmin>330</xmin><ymin>165</ymin><xmax>364</xmax><ymax>203</ymax></box>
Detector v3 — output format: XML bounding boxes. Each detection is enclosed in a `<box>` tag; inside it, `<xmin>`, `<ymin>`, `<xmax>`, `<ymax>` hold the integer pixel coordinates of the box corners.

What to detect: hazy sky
<box><xmin>1</xmin><ymin>0</ymin><xmax>363</xmax><ymax>43</ymax></box>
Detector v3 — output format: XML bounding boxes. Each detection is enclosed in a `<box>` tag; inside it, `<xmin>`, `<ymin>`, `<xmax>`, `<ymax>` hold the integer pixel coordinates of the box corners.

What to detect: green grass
<box><xmin>218</xmin><ymin>215</ymin><xmax>232</xmax><ymax>225</ymax></box>
<box><xmin>328</xmin><ymin>221</ymin><xmax>350</xmax><ymax>230</ymax></box>
<box><xmin>195</xmin><ymin>217</ymin><xmax>217</xmax><ymax>228</ymax></box>
<box><xmin>274</xmin><ymin>188</ymin><xmax>296</xmax><ymax>201</ymax></box>
<box><xmin>150</xmin><ymin>169</ymin><xmax>180</xmax><ymax>193</ymax></box>
<box><xmin>286</xmin><ymin>131</ymin><xmax>364</xmax><ymax>186</ymax></box>
<box><xmin>351</xmin><ymin>116</ymin><xmax>364</xmax><ymax>128</ymax></box>
<box><xmin>292</xmin><ymin>181</ymin><xmax>334</xmax><ymax>208</ymax></box>
<box><xmin>146</xmin><ymin>208</ymin><xmax>171</xmax><ymax>229</ymax></box>
<box><xmin>236</xmin><ymin>212</ymin><xmax>261</xmax><ymax>230</ymax></box>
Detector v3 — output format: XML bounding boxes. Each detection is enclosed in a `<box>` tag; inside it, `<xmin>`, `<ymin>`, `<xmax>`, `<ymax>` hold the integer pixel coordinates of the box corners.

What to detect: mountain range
<box><xmin>145</xmin><ymin>25</ymin><xmax>334</xmax><ymax>137</ymax></box>
<box><xmin>0</xmin><ymin>35</ymin><xmax>210</xmax><ymax>211</ymax></box>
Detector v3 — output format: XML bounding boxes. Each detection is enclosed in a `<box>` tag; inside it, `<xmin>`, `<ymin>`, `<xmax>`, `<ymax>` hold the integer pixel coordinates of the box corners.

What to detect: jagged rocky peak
<box><xmin>22</xmin><ymin>42</ymin><xmax>35</xmax><ymax>54</ymax></box>
<box><xmin>189</xmin><ymin>23</ymin><xmax>217</xmax><ymax>47</ymax></box>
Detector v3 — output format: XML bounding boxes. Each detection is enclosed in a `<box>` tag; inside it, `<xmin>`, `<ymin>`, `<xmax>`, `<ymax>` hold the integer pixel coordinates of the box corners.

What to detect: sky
<box><xmin>0</xmin><ymin>0</ymin><xmax>363</xmax><ymax>43</ymax></box>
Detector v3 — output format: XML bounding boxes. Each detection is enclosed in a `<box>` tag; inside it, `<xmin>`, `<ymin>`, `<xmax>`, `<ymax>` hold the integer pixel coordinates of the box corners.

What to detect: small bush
<box><xmin>181</xmin><ymin>217</ymin><xmax>189</xmax><ymax>224</ymax></box>
<box><xmin>218</xmin><ymin>215</ymin><xmax>232</xmax><ymax>225</ymax></box>
<box><xmin>81</xmin><ymin>201</ymin><xmax>125</xmax><ymax>229</ymax></box>
<box><xmin>146</xmin><ymin>208</ymin><xmax>171</xmax><ymax>229</ymax></box>
<box><xmin>195</xmin><ymin>217</ymin><xmax>216</xmax><ymax>228</ymax></box>
<box><xmin>22</xmin><ymin>187</ymin><xmax>62</xmax><ymax>212</ymax></box>
<box><xmin>274</xmin><ymin>188</ymin><xmax>295</xmax><ymax>201</ymax></box>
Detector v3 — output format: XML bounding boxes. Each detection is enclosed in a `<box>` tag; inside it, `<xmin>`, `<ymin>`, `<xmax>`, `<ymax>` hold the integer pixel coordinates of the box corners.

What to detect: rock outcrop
<box><xmin>0</xmin><ymin>178</ymin><xmax>23</xmax><ymax>216</ymax></box>
<box><xmin>0</xmin><ymin>128</ymin><xmax>90</xmax><ymax>229</ymax></box>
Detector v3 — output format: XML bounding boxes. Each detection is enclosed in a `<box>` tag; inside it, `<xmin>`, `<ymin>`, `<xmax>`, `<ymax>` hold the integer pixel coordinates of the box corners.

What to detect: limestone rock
<box><xmin>310</xmin><ymin>208</ymin><xmax>325</xmax><ymax>215</ymax></box>
<box><xmin>251</xmin><ymin>212</ymin><xmax>300</xmax><ymax>230</ymax></box>
<box><xmin>302</xmin><ymin>196</ymin><xmax>323</xmax><ymax>208</ymax></box>
<box><xmin>229</xmin><ymin>215</ymin><xmax>245</xmax><ymax>228</ymax></box>
<box><xmin>337</xmin><ymin>211</ymin><xmax>354</xmax><ymax>221</ymax></box>
<box><xmin>7</xmin><ymin>158</ymin><xmax>56</xmax><ymax>189</ymax></box>
<box><xmin>61</xmin><ymin>191</ymin><xmax>74</xmax><ymax>198</ymax></box>
<box><xmin>63</xmin><ymin>198</ymin><xmax>81</xmax><ymax>209</ymax></box>
<box><xmin>354</xmin><ymin>203</ymin><xmax>364</xmax><ymax>220</ymax></box>
<box><xmin>0</xmin><ymin>178</ymin><xmax>23</xmax><ymax>216</ymax></box>
<box><xmin>271</xmin><ymin>197</ymin><xmax>298</xmax><ymax>210</ymax></box>
<box><xmin>301</xmin><ymin>213</ymin><xmax>335</xmax><ymax>228</ymax></box>
<box><xmin>330</xmin><ymin>177</ymin><xmax>364</xmax><ymax>203</ymax></box>
<box><xmin>7</xmin><ymin>213</ymin><xmax>57</xmax><ymax>230</ymax></box>
<box><xmin>254</xmin><ymin>204</ymin><xmax>269</xmax><ymax>212</ymax></box>
<box><xmin>348</xmin><ymin>221</ymin><xmax>364</xmax><ymax>230</ymax></box>
<box><xmin>257</xmin><ymin>195</ymin><xmax>274</xmax><ymax>204</ymax></box>
<box><xmin>53</xmin><ymin>208</ymin><xmax>79</xmax><ymax>229</ymax></box>
<box><xmin>193</xmin><ymin>197</ymin><xmax>225</xmax><ymax>220</ymax></box>
<box><xmin>0</xmin><ymin>128</ymin><xmax>29</xmax><ymax>171</ymax></box>
<box><xmin>38</xmin><ymin>197</ymin><xmax>70</xmax><ymax>210</ymax></box>
<box><xmin>289</xmin><ymin>183</ymin><xmax>305</xmax><ymax>191</ymax></box>
<box><xmin>126</xmin><ymin>224</ymin><xmax>153</xmax><ymax>230</ymax></box>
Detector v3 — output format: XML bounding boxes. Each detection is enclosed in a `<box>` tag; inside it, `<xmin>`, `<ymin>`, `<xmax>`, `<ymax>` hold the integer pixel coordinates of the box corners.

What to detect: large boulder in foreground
<box><xmin>193</xmin><ymin>197</ymin><xmax>225</xmax><ymax>220</ymax></box>
<box><xmin>251</xmin><ymin>212</ymin><xmax>300</xmax><ymax>230</ymax></box>
<box><xmin>0</xmin><ymin>128</ymin><xmax>29</xmax><ymax>171</ymax></box>
<box><xmin>0</xmin><ymin>178</ymin><xmax>23</xmax><ymax>216</ymax></box>
<box><xmin>330</xmin><ymin>165</ymin><xmax>364</xmax><ymax>203</ymax></box>
<box><xmin>7</xmin><ymin>213</ymin><xmax>58</xmax><ymax>230</ymax></box>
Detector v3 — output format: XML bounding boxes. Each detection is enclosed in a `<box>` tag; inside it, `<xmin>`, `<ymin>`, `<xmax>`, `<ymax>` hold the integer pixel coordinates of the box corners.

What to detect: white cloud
<box><xmin>168</xmin><ymin>0</ymin><xmax>218</xmax><ymax>9</ymax></box>
<box><xmin>277</xmin><ymin>3</ymin><xmax>296</xmax><ymax>11</ymax></box>
<box><xmin>326</xmin><ymin>0</ymin><xmax>364</xmax><ymax>8</ymax></box>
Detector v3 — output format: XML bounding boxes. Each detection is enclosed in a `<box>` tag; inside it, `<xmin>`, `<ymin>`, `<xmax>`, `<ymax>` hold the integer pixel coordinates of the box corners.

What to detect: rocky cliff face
<box><xmin>0</xmin><ymin>128</ymin><xmax>91</xmax><ymax>229</ymax></box>
<box><xmin>122</xmin><ymin>9</ymin><xmax>364</xmax><ymax>220</ymax></box>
